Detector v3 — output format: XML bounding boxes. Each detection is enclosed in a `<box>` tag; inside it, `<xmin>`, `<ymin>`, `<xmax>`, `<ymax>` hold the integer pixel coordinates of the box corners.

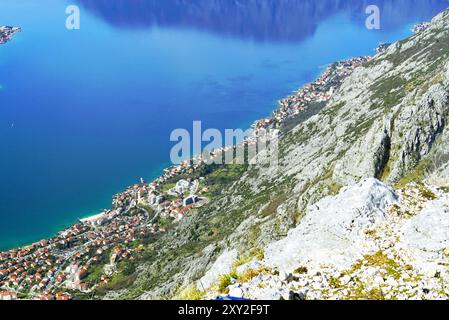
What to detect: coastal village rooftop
<box><xmin>0</xmin><ymin>26</ymin><xmax>21</xmax><ymax>45</ymax></box>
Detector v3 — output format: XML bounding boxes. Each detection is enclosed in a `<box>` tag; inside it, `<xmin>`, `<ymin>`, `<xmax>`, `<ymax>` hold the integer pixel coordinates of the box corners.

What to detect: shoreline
<box><xmin>0</xmin><ymin>19</ymin><xmax>431</xmax><ymax>253</ymax></box>
<box><xmin>0</xmin><ymin>53</ymin><xmax>377</xmax><ymax>253</ymax></box>
<box><xmin>0</xmin><ymin>21</ymin><xmax>432</xmax><ymax>299</ymax></box>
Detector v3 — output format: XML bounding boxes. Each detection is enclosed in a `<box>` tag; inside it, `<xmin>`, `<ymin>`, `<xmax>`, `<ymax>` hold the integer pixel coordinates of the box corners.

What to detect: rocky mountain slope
<box><xmin>202</xmin><ymin>179</ymin><xmax>449</xmax><ymax>300</ymax></box>
<box><xmin>103</xmin><ymin>9</ymin><xmax>449</xmax><ymax>300</ymax></box>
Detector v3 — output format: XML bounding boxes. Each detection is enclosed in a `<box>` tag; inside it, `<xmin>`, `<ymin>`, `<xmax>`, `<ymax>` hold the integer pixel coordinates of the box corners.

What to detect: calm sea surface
<box><xmin>0</xmin><ymin>0</ymin><xmax>448</xmax><ymax>250</ymax></box>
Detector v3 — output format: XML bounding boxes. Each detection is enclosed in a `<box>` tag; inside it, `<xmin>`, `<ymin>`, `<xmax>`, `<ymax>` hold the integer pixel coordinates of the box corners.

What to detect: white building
<box><xmin>175</xmin><ymin>179</ymin><xmax>191</xmax><ymax>194</ymax></box>
<box><xmin>183</xmin><ymin>195</ymin><xmax>199</xmax><ymax>207</ymax></box>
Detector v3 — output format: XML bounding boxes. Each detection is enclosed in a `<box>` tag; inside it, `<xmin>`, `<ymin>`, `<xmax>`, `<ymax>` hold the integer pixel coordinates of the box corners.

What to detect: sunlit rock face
<box><xmin>264</xmin><ymin>178</ymin><xmax>398</xmax><ymax>272</ymax></box>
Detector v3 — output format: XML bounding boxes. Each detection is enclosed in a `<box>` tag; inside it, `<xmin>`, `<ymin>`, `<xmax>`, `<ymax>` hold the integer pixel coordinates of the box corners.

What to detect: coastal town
<box><xmin>251</xmin><ymin>55</ymin><xmax>372</xmax><ymax>131</ymax></box>
<box><xmin>0</xmin><ymin>26</ymin><xmax>21</xmax><ymax>45</ymax></box>
<box><xmin>0</xmin><ymin>21</ymin><xmax>434</xmax><ymax>300</ymax></box>
<box><xmin>412</xmin><ymin>21</ymin><xmax>431</xmax><ymax>34</ymax></box>
<box><xmin>0</xmin><ymin>173</ymin><xmax>210</xmax><ymax>300</ymax></box>
<box><xmin>251</xmin><ymin>21</ymin><xmax>431</xmax><ymax>133</ymax></box>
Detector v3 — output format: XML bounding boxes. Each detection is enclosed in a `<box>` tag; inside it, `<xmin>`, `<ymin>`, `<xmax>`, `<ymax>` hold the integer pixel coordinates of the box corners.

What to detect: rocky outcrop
<box><xmin>333</xmin><ymin>121</ymin><xmax>392</xmax><ymax>186</ymax></box>
<box><xmin>198</xmin><ymin>249</ymin><xmax>237</xmax><ymax>289</ymax></box>
<box><xmin>204</xmin><ymin>180</ymin><xmax>449</xmax><ymax>300</ymax></box>
<box><xmin>388</xmin><ymin>84</ymin><xmax>449</xmax><ymax>182</ymax></box>
<box><xmin>401</xmin><ymin>194</ymin><xmax>449</xmax><ymax>272</ymax></box>
<box><xmin>264</xmin><ymin>179</ymin><xmax>397</xmax><ymax>272</ymax></box>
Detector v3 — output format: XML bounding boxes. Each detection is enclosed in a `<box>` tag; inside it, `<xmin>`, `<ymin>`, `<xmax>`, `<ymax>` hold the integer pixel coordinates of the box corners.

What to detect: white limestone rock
<box><xmin>264</xmin><ymin>178</ymin><xmax>398</xmax><ymax>272</ymax></box>
<box><xmin>400</xmin><ymin>194</ymin><xmax>449</xmax><ymax>273</ymax></box>
<box><xmin>197</xmin><ymin>249</ymin><xmax>237</xmax><ymax>290</ymax></box>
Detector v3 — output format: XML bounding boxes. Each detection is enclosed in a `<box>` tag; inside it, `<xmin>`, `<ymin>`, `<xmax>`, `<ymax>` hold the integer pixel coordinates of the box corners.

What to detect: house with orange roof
<box><xmin>0</xmin><ymin>291</ymin><xmax>17</xmax><ymax>300</ymax></box>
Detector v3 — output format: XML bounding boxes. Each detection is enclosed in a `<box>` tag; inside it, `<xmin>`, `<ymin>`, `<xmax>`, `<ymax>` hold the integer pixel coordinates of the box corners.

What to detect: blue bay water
<box><xmin>0</xmin><ymin>0</ymin><xmax>448</xmax><ymax>250</ymax></box>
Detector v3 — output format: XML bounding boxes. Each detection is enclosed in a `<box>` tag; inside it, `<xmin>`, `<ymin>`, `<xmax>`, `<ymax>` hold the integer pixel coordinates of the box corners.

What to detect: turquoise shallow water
<box><xmin>0</xmin><ymin>0</ymin><xmax>448</xmax><ymax>250</ymax></box>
